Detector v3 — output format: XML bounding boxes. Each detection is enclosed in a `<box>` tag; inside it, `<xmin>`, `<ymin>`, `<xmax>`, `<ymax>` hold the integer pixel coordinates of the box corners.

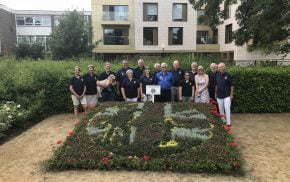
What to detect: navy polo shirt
<box><xmin>189</xmin><ymin>71</ymin><xmax>197</xmax><ymax>85</ymax></box>
<box><xmin>215</xmin><ymin>72</ymin><xmax>233</xmax><ymax>99</ymax></box>
<box><xmin>171</xmin><ymin>68</ymin><xmax>185</xmax><ymax>87</ymax></box>
<box><xmin>133</xmin><ymin>66</ymin><xmax>145</xmax><ymax>80</ymax></box>
<box><xmin>99</xmin><ymin>71</ymin><xmax>116</xmax><ymax>93</ymax></box>
<box><xmin>156</xmin><ymin>71</ymin><xmax>173</xmax><ymax>91</ymax></box>
<box><xmin>122</xmin><ymin>78</ymin><xmax>140</xmax><ymax>98</ymax></box>
<box><xmin>69</xmin><ymin>76</ymin><xmax>85</xmax><ymax>96</ymax></box>
<box><xmin>208</xmin><ymin>71</ymin><xmax>217</xmax><ymax>89</ymax></box>
<box><xmin>116</xmin><ymin>67</ymin><xmax>132</xmax><ymax>83</ymax></box>
<box><xmin>179</xmin><ymin>80</ymin><xmax>193</xmax><ymax>97</ymax></box>
<box><xmin>140</xmin><ymin>75</ymin><xmax>154</xmax><ymax>93</ymax></box>
<box><xmin>83</xmin><ymin>73</ymin><xmax>98</xmax><ymax>95</ymax></box>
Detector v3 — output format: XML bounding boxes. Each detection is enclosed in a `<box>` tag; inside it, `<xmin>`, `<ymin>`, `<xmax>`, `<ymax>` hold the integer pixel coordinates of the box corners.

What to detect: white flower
<box><xmin>5</xmin><ymin>107</ymin><xmax>10</xmax><ymax>111</ymax></box>
<box><xmin>8</xmin><ymin>115</ymin><xmax>12</xmax><ymax>119</ymax></box>
<box><xmin>17</xmin><ymin>104</ymin><xmax>21</xmax><ymax>108</ymax></box>
<box><xmin>18</xmin><ymin>113</ymin><xmax>23</xmax><ymax>116</ymax></box>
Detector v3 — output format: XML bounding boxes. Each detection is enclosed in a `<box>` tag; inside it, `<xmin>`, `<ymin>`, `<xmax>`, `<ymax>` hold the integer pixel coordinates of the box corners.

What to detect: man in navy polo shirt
<box><xmin>133</xmin><ymin>59</ymin><xmax>145</xmax><ymax>80</ymax></box>
<box><xmin>215</xmin><ymin>63</ymin><xmax>234</xmax><ymax>127</ymax></box>
<box><xmin>99</xmin><ymin>62</ymin><xmax>117</xmax><ymax>101</ymax></box>
<box><xmin>171</xmin><ymin>60</ymin><xmax>185</xmax><ymax>102</ymax></box>
<box><xmin>69</xmin><ymin>66</ymin><xmax>87</xmax><ymax>121</ymax></box>
<box><xmin>116</xmin><ymin>59</ymin><xmax>132</xmax><ymax>100</ymax></box>
<box><xmin>156</xmin><ymin>63</ymin><xmax>173</xmax><ymax>102</ymax></box>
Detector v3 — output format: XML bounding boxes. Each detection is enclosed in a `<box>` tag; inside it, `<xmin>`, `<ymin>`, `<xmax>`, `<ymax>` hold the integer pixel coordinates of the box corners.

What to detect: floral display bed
<box><xmin>47</xmin><ymin>102</ymin><xmax>243</xmax><ymax>175</ymax></box>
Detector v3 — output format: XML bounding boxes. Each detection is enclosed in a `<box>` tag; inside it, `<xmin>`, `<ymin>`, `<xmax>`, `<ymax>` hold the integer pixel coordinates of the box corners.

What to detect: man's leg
<box><xmin>224</xmin><ymin>97</ymin><xmax>232</xmax><ymax>125</ymax></box>
<box><xmin>71</xmin><ymin>95</ymin><xmax>80</xmax><ymax>121</ymax></box>
<box><xmin>217</xmin><ymin>98</ymin><xmax>225</xmax><ymax>117</ymax></box>
<box><xmin>170</xmin><ymin>87</ymin><xmax>175</xmax><ymax>102</ymax></box>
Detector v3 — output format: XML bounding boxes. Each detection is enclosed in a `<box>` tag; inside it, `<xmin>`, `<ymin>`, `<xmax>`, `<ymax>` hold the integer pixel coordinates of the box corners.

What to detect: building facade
<box><xmin>15</xmin><ymin>10</ymin><xmax>91</xmax><ymax>52</ymax></box>
<box><xmin>0</xmin><ymin>4</ymin><xmax>16</xmax><ymax>55</ymax></box>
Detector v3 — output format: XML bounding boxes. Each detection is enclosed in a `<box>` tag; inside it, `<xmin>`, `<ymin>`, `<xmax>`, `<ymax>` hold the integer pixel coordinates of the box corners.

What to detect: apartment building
<box><xmin>217</xmin><ymin>1</ymin><xmax>290</xmax><ymax>64</ymax></box>
<box><xmin>15</xmin><ymin>10</ymin><xmax>91</xmax><ymax>52</ymax></box>
<box><xmin>92</xmin><ymin>0</ymin><xmax>197</xmax><ymax>54</ymax></box>
<box><xmin>0</xmin><ymin>4</ymin><xmax>16</xmax><ymax>55</ymax></box>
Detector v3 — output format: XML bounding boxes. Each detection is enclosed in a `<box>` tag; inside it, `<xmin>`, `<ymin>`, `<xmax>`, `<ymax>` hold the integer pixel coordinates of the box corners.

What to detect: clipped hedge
<box><xmin>229</xmin><ymin>67</ymin><xmax>290</xmax><ymax>113</ymax></box>
<box><xmin>0</xmin><ymin>59</ymin><xmax>289</xmax><ymax>137</ymax></box>
<box><xmin>46</xmin><ymin>102</ymin><xmax>243</xmax><ymax>175</ymax></box>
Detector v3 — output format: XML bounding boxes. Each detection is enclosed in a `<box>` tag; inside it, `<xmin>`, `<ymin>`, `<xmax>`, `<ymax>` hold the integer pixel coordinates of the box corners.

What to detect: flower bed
<box><xmin>46</xmin><ymin>102</ymin><xmax>243</xmax><ymax>175</ymax></box>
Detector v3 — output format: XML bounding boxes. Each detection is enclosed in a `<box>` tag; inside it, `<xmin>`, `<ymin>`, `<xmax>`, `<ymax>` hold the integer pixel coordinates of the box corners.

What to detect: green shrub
<box><xmin>0</xmin><ymin>101</ymin><xmax>28</xmax><ymax>138</ymax></box>
<box><xmin>0</xmin><ymin>58</ymin><xmax>289</xmax><ymax>139</ymax></box>
<box><xmin>14</xmin><ymin>43</ymin><xmax>45</xmax><ymax>60</ymax></box>
<box><xmin>229</xmin><ymin>67</ymin><xmax>290</xmax><ymax>113</ymax></box>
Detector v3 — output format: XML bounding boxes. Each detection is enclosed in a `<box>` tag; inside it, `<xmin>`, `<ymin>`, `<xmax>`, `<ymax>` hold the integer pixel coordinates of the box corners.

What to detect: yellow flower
<box><xmin>159</xmin><ymin>140</ymin><xmax>178</xmax><ymax>148</ymax></box>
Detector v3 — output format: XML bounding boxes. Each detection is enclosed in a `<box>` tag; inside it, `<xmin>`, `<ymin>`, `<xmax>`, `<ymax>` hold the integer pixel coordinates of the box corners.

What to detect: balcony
<box><xmin>104</xmin><ymin>36</ymin><xmax>129</xmax><ymax>45</ymax></box>
<box><xmin>196</xmin><ymin>36</ymin><xmax>218</xmax><ymax>44</ymax></box>
<box><xmin>196</xmin><ymin>36</ymin><xmax>220</xmax><ymax>52</ymax></box>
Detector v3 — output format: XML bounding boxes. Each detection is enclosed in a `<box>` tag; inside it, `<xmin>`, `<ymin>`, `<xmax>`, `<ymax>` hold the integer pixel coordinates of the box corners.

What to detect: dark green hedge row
<box><xmin>0</xmin><ymin>60</ymin><xmax>289</xmax><ymax>131</ymax></box>
<box><xmin>229</xmin><ymin>67</ymin><xmax>290</xmax><ymax>113</ymax></box>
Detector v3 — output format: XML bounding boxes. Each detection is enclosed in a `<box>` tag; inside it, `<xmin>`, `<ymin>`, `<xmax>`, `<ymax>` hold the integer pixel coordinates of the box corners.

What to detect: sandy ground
<box><xmin>0</xmin><ymin>113</ymin><xmax>290</xmax><ymax>182</ymax></box>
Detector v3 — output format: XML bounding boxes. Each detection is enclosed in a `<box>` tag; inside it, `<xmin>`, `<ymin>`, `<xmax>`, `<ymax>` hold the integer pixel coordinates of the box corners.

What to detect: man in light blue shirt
<box><xmin>155</xmin><ymin>63</ymin><xmax>173</xmax><ymax>102</ymax></box>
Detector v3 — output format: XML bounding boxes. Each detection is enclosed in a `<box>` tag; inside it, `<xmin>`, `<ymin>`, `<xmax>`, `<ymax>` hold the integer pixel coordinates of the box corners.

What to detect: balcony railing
<box><xmin>196</xmin><ymin>36</ymin><xmax>218</xmax><ymax>44</ymax></box>
<box><xmin>103</xmin><ymin>12</ymin><xmax>128</xmax><ymax>21</ymax></box>
<box><xmin>104</xmin><ymin>36</ymin><xmax>129</xmax><ymax>45</ymax></box>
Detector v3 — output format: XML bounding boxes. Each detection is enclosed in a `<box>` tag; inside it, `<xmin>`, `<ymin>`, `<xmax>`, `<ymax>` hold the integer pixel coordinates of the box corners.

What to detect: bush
<box><xmin>14</xmin><ymin>43</ymin><xmax>45</xmax><ymax>60</ymax></box>
<box><xmin>0</xmin><ymin>101</ymin><xmax>27</xmax><ymax>138</ymax></box>
<box><xmin>46</xmin><ymin>102</ymin><xmax>243</xmax><ymax>175</ymax></box>
<box><xmin>229</xmin><ymin>66</ymin><xmax>290</xmax><ymax>113</ymax></box>
<box><xmin>0</xmin><ymin>58</ymin><xmax>289</xmax><ymax>140</ymax></box>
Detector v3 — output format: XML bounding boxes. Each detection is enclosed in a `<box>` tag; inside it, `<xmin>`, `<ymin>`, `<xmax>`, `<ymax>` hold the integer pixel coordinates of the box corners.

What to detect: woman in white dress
<box><xmin>195</xmin><ymin>65</ymin><xmax>209</xmax><ymax>103</ymax></box>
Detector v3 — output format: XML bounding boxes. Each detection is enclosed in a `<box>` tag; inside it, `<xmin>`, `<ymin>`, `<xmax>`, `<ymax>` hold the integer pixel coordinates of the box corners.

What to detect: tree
<box><xmin>188</xmin><ymin>0</ymin><xmax>290</xmax><ymax>55</ymax></box>
<box><xmin>14</xmin><ymin>43</ymin><xmax>44</xmax><ymax>60</ymax></box>
<box><xmin>49</xmin><ymin>10</ymin><xmax>94</xmax><ymax>60</ymax></box>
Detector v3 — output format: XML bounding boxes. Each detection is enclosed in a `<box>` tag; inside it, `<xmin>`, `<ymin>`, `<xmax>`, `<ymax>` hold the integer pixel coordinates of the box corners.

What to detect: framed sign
<box><xmin>146</xmin><ymin>85</ymin><xmax>161</xmax><ymax>103</ymax></box>
<box><xmin>146</xmin><ymin>85</ymin><xmax>161</xmax><ymax>95</ymax></box>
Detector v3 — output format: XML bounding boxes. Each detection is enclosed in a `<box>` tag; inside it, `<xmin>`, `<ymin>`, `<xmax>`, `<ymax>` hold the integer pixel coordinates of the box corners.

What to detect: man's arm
<box><xmin>121</xmin><ymin>87</ymin><xmax>126</xmax><ymax>100</ymax></box>
<box><xmin>80</xmin><ymin>86</ymin><xmax>86</xmax><ymax>99</ymax></box>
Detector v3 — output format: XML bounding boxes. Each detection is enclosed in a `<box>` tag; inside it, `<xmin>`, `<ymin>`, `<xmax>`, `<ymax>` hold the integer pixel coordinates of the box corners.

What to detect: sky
<box><xmin>0</xmin><ymin>0</ymin><xmax>91</xmax><ymax>11</ymax></box>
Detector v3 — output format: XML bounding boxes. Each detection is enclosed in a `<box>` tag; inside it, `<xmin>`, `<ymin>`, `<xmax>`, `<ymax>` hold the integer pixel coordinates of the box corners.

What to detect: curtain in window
<box><xmin>173</xmin><ymin>4</ymin><xmax>182</xmax><ymax>20</ymax></box>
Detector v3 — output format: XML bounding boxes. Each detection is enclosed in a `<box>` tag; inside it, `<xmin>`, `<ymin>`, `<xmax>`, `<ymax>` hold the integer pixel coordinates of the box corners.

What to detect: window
<box><xmin>172</xmin><ymin>3</ymin><xmax>187</xmax><ymax>21</ymax></box>
<box><xmin>17</xmin><ymin>35</ymin><xmax>51</xmax><ymax>51</ymax></box>
<box><xmin>225</xmin><ymin>24</ymin><xmax>233</xmax><ymax>44</ymax></box>
<box><xmin>169</xmin><ymin>27</ymin><xmax>183</xmax><ymax>45</ymax></box>
<box><xmin>103</xmin><ymin>26</ymin><xmax>129</xmax><ymax>45</ymax></box>
<box><xmin>16</xmin><ymin>16</ymin><xmax>51</xmax><ymax>26</ymax></box>
<box><xmin>25</xmin><ymin>17</ymin><xmax>33</xmax><ymax>25</ymax></box>
<box><xmin>103</xmin><ymin>5</ymin><xmax>128</xmax><ymax>21</ymax></box>
<box><xmin>197</xmin><ymin>9</ymin><xmax>207</xmax><ymax>25</ymax></box>
<box><xmin>224</xmin><ymin>3</ymin><xmax>231</xmax><ymax>20</ymax></box>
<box><xmin>143</xmin><ymin>27</ymin><xmax>158</xmax><ymax>45</ymax></box>
<box><xmin>16</xmin><ymin>17</ymin><xmax>25</xmax><ymax>25</ymax></box>
<box><xmin>143</xmin><ymin>3</ymin><xmax>158</xmax><ymax>21</ymax></box>
<box><xmin>54</xmin><ymin>16</ymin><xmax>60</xmax><ymax>26</ymax></box>
<box><xmin>197</xmin><ymin>31</ymin><xmax>209</xmax><ymax>44</ymax></box>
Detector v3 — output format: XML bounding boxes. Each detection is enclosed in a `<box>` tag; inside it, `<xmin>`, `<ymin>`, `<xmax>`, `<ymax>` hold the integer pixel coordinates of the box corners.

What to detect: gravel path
<box><xmin>0</xmin><ymin>113</ymin><xmax>290</xmax><ymax>182</ymax></box>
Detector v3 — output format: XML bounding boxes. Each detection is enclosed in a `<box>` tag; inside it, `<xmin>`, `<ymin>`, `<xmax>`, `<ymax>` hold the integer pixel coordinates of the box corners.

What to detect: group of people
<box><xmin>69</xmin><ymin>59</ymin><xmax>234</xmax><ymax>127</ymax></box>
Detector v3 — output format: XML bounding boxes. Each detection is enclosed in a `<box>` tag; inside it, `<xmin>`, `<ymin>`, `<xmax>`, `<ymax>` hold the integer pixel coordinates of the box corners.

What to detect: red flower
<box><xmin>229</xmin><ymin>141</ymin><xmax>237</xmax><ymax>148</ymax></box>
<box><xmin>219</xmin><ymin>114</ymin><xmax>225</xmax><ymax>118</ymax></box>
<box><xmin>68</xmin><ymin>131</ymin><xmax>74</xmax><ymax>136</ymax></box>
<box><xmin>237</xmin><ymin>158</ymin><xmax>241</xmax><ymax>161</ymax></box>
<box><xmin>143</xmin><ymin>155</ymin><xmax>150</xmax><ymax>161</ymax></box>
<box><xmin>101</xmin><ymin>157</ymin><xmax>109</xmax><ymax>164</ymax></box>
<box><xmin>224</xmin><ymin>125</ymin><xmax>231</xmax><ymax>132</ymax></box>
<box><xmin>227</xmin><ymin>130</ymin><xmax>232</xmax><ymax>135</ymax></box>
<box><xmin>232</xmin><ymin>163</ymin><xmax>239</xmax><ymax>168</ymax></box>
<box><xmin>56</xmin><ymin>140</ymin><xmax>62</xmax><ymax>144</ymax></box>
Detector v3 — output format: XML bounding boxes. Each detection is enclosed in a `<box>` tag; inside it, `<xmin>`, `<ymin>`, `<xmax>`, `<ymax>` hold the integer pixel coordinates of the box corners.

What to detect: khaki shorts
<box><xmin>86</xmin><ymin>94</ymin><xmax>98</xmax><ymax>106</ymax></box>
<box><xmin>71</xmin><ymin>95</ymin><xmax>87</xmax><ymax>106</ymax></box>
